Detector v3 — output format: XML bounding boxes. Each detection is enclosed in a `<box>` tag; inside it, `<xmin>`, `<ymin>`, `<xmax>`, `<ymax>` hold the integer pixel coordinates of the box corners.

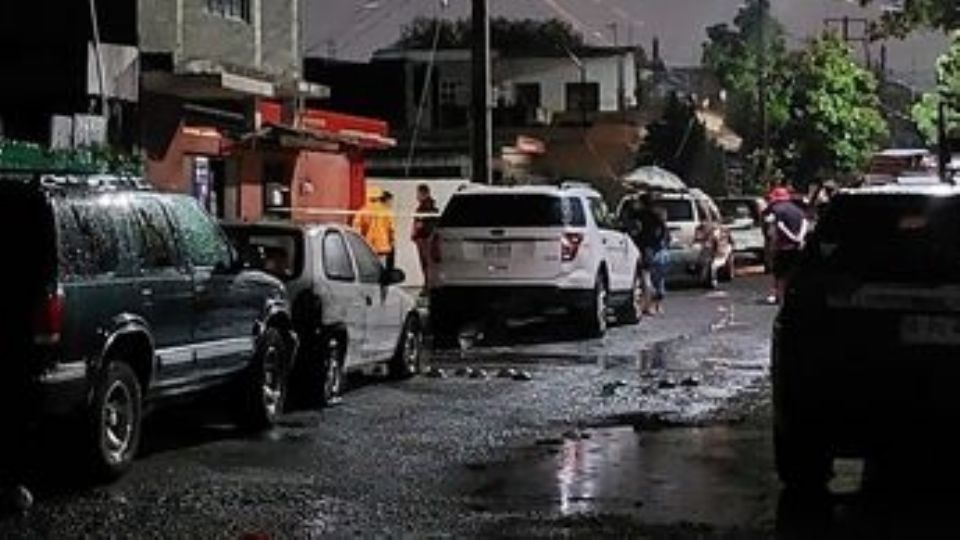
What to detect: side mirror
<box><xmin>238</xmin><ymin>245</ymin><xmax>266</xmax><ymax>271</ymax></box>
<box><xmin>381</xmin><ymin>267</ymin><xmax>406</xmax><ymax>286</ymax></box>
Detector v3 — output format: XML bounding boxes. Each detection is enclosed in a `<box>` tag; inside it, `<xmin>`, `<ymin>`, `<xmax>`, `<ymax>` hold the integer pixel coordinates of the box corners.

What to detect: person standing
<box><xmin>411</xmin><ymin>184</ymin><xmax>439</xmax><ymax>292</ymax></box>
<box><xmin>352</xmin><ymin>186</ymin><xmax>396</xmax><ymax>267</ymax></box>
<box><xmin>765</xmin><ymin>187</ymin><xmax>809</xmax><ymax>305</ymax></box>
<box><xmin>630</xmin><ymin>193</ymin><xmax>671</xmax><ymax>315</ymax></box>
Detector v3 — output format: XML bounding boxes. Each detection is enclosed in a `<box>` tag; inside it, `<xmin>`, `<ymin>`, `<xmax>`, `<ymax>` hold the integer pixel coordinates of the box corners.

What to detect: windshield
<box><xmin>815</xmin><ymin>194</ymin><xmax>960</xmax><ymax>282</ymax></box>
<box><xmin>656</xmin><ymin>199</ymin><xmax>695</xmax><ymax>222</ymax></box>
<box><xmin>223</xmin><ymin>227</ymin><xmax>303</xmax><ymax>281</ymax></box>
<box><xmin>439</xmin><ymin>194</ymin><xmax>586</xmax><ymax>227</ymax></box>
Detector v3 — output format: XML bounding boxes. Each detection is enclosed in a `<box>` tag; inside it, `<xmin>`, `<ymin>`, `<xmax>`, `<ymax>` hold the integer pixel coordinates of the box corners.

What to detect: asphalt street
<box><xmin>2</xmin><ymin>273</ymin><xmax>956</xmax><ymax>538</ymax></box>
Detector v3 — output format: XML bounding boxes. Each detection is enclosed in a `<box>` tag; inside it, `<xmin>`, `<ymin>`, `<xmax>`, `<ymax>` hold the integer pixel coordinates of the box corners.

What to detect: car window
<box><xmin>130</xmin><ymin>197</ymin><xmax>180</xmax><ymax>272</ymax></box>
<box><xmin>588</xmin><ymin>197</ymin><xmax>616</xmax><ymax>229</ymax></box>
<box><xmin>55</xmin><ymin>198</ymin><xmax>122</xmax><ymax>279</ymax></box>
<box><xmin>656</xmin><ymin>199</ymin><xmax>695</xmax><ymax>222</ymax></box>
<box><xmin>164</xmin><ymin>197</ymin><xmax>232</xmax><ymax>269</ymax></box>
<box><xmin>237</xmin><ymin>231</ymin><xmax>302</xmax><ymax>281</ymax></box>
<box><xmin>440</xmin><ymin>194</ymin><xmax>583</xmax><ymax>227</ymax></box>
<box><xmin>322</xmin><ymin>231</ymin><xmax>356</xmax><ymax>282</ymax></box>
<box><xmin>345</xmin><ymin>231</ymin><xmax>384</xmax><ymax>284</ymax></box>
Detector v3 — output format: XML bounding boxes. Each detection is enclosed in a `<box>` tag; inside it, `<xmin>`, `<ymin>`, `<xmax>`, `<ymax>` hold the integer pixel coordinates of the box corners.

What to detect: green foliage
<box><xmin>860</xmin><ymin>0</ymin><xmax>959</xmax><ymax>35</ymax></box>
<box><xmin>912</xmin><ymin>32</ymin><xmax>960</xmax><ymax>143</ymax></box>
<box><xmin>396</xmin><ymin>17</ymin><xmax>585</xmax><ymax>56</ymax></box>
<box><xmin>783</xmin><ymin>36</ymin><xmax>888</xmax><ymax>187</ymax></box>
<box><xmin>701</xmin><ymin>0</ymin><xmax>792</xmax><ymax>178</ymax></box>
<box><xmin>0</xmin><ymin>140</ymin><xmax>143</xmax><ymax>175</ymax></box>
<box><xmin>638</xmin><ymin>93</ymin><xmax>726</xmax><ymax>193</ymax></box>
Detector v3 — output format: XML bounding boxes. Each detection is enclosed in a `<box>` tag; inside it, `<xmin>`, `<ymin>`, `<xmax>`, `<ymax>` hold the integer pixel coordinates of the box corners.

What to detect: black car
<box><xmin>773</xmin><ymin>182</ymin><xmax>960</xmax><ymax>490</ymax></box>
<box><xmin>0</xmin><ymin>174</ymin><xmax>296</xmax><ymax>480</ymax></box>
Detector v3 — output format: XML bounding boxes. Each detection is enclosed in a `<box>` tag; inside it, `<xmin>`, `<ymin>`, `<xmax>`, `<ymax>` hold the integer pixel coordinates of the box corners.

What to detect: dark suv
<box><xmin>0</xmin><ymin>174</ymin><xmax>296</xmax><ymax>480</ymax></box>
<box><xmin>773</xmin><ymin>183</ymin><xmax>960</xmax><ymax>489</ymax></box>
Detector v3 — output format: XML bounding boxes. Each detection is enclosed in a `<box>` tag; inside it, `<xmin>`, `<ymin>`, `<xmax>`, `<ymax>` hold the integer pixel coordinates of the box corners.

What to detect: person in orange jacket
<box><xmin>352</xmin><ymin>186</ymin><xmax>396</xmax><ymax>267</ymax></box>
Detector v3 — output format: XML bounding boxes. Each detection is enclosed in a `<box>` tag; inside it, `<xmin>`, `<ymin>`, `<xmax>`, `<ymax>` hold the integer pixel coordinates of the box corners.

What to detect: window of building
<box><xmin>263</xmin><ymin>161</ymin><xmax>291</xmax><ymax>217</ymax></box>
<box><xmin>206</xmin><ymin>0</ymin><xmax>251</xmax><ymax>23</ymax></box>
<box><xmin>515</xmin><ymin>83</ymin><xmax>542</xmax><ymax>109</ymax></box>
<box><xmin>439</xmin><ymin>80</ymin><xmax>463</xmax><ymax>106</ymax></box>
<box><xmin>565</xmin><ymin>82</ymin><xmax>600</xmax><ymax>113</ymax></box>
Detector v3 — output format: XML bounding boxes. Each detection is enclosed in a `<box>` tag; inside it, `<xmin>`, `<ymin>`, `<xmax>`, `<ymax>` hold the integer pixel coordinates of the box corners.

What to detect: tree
<box><xmin>396</xmin><ymin>17</ymin><xmax>585</xmax><ymax>56</ymax></box>
<box><xmin>638</xmin><ymin>93</ymin><xmax>726</xmax><ymax>193</ymax></box>
<box><xmin>860</xmin><ymin>0</ymin><xmax>959</xmax><ymax>35</ymax></box>
<box><xmin>783</xmin><ymin>36</ymin><xmax>888</xmax><ymax>187</ymax></box>
<box><xmin>702</xmin><ymin>0</ymin><xmax>792</xmax><ymax>181</ymax></box>
<box><xmin>911</xmin><ymin>32</ymin><xmax>960</xmax><ymax>143</ymax></box>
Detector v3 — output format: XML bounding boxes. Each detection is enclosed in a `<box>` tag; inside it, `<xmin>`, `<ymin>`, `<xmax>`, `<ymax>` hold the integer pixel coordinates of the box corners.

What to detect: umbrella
<box><xmin>621</xmin><ymin>166</ymin><xmax>687</xmax><ymax>192</ymax></box>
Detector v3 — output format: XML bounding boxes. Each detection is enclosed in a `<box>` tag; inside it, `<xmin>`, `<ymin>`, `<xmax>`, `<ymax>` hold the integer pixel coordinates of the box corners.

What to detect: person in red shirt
<box><xmin>411</xmin><ymin>184</ymin><xmax>439</xmax><ymax>293</ymax></box>
<box><xmin>764</xmin><ymin>187</ymin><xmax>809</xmax><ymax>304</ymax></box>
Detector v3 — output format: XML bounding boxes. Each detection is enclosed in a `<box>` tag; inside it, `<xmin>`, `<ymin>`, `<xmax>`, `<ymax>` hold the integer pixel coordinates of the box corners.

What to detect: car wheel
<box><xmin>237</xmin><ymin>327</ymin><xmax>290</xmax><ymax>431</ymax></box>
<box><xmin>582</xmin><ymin>274</ymin><xmax>609</xmax><ymax>338</ymax></box>
<box><xmin>85</xmin><ymin>361</ymin><xmax>142</xmax><ymax>480</ymax></box>
<box><xmin>319</xmin><ymin>330</ymin><xmax>345</xmax><ymax>406</ymax></box>
<box><xmin>617</xmin><ymin>272</ymin><xmax>643</xmax><ymax>325</ymax></box>
<box><xmin>390</xmin><ymin>315</ymin><xmax>423</xmax><ymax>379</ymax></box>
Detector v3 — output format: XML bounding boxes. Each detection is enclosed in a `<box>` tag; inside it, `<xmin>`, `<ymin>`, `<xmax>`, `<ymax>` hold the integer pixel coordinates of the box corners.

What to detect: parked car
<box><xmin>772</xmin><ymin>182</ymin><xmax>960</xmax><ymax>490</ymax></box>
<box><xmin>0</xmin><ymin>174</ymin><xmax>295</xmax><ymax>480</ymax></box>
<box><xmin>617</xmin><ymin>188</ymin><xmax>735</xmax><ymax>288</ymax></box>
<box><xmin>717</xmin><ymin>196</ymin><xmax>768</xmax><ymax>265</ymax></box>
<box><xmin>429</xmin><ymin>183</ymin><xmax>642</xmax><ymax>341</ymax></box>
<box><xmin>222</xmin><ymin>223</ymin><xmax>423</xmax><ymax>405</ymax></box>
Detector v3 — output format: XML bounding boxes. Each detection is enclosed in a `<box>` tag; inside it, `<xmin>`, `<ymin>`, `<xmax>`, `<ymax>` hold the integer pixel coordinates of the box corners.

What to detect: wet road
<box><xmin>2</xmin><ymin>274</ymin><xmax>957</xmax><ymax>538</ymax></box>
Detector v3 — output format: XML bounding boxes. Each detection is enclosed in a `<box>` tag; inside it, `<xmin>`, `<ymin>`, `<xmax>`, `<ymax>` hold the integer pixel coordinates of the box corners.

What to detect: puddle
<box><xmin>455</xmin><ymin>424</ymin><xmax>786</xmax><ymax>526</ymax></box>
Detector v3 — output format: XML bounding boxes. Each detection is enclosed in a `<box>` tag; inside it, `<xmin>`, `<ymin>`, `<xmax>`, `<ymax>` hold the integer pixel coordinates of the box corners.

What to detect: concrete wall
<box><xmin>139</xmin><ymin>0</ymin><xmax>299</xmax><ymax>77</ymax></box>
<box><xmin>367</xmin><ymin>178</ymin><xmax>474</xmax><ymax>288</ymax></box>
<box><xmin>498</xmin><ymin>54</ymin><xmax>638</xmax><ymax>114</ymax></box>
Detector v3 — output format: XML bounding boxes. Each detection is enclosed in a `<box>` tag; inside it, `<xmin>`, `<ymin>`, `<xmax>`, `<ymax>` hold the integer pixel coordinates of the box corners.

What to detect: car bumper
<box><xmin>37</xmin><ymin>362</ymin><xmax>88</xmax><ymax>416</ymax></box>
<box><xmin>774</xmin><ymin>316</ymin><xmax>960</xmax><ymax>455</ymax></box>
<box><xmin>430</xmin><ymin>286</ymin><xmax>594</xmax><ymax>319</ymax></box>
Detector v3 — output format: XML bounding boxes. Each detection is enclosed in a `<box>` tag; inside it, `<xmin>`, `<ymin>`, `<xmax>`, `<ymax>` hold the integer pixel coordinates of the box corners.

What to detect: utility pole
<box><xmin>609</xmin><ymin>22</ymin><xmax>625</xmax><ymax>111</ymax></box>
<box><xmin>757</xmin><ymin>0</ymin><xmax>770</xmax><ymax>183</ymax></box>
<box><xmin>471</xmin><ymin>0</ymin><xmax>492</xmax><ymax>184</ymax></box>
<box><xmin>939</xmin><ymin>99</ymin><xmax>949</xmax><ymax>182</ymax></box>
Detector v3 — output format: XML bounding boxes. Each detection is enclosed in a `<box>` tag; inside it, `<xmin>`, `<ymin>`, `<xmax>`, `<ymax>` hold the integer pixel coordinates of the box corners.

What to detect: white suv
<box><xmin>428</xmin><ymin>184</ymin><xmax>641</xmax><ymax>340</ymax></box>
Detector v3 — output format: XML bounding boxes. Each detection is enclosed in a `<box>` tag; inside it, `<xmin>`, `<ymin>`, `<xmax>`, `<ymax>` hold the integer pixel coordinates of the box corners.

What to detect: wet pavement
<box><xmin>3</xmin><ymin>273</ymin><xmax>958</xmax><ymax>538</ymax></box>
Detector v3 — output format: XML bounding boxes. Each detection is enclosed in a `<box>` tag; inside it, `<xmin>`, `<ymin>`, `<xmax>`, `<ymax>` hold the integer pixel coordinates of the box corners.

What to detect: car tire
<box><xmin>84</xmin><ymin>361</ymin><xmax>143</xmax><ymax>481</ymax></box>
<box><xmin>237</xmin><ymin>327</ymin><xmax>290</xmax><ymax>431</ymax></box>
<box><xmin>616</xmin><ymin>272</ymin><xmax>643</xmax><ymax>325</ymax></box>
<box><xmin>581</xmin><ymin>274</ymin><xmax>609</xmax><ymax>338</ymax></box>
<box><xmin>390</xmin><ymin>315</ymin><xmax>423</xmax><ymax>379</ymax></box>
<box><xmin>319</xmin><ymin>329</ymin><xmax>345</xmax><ymax>407</ymax></box>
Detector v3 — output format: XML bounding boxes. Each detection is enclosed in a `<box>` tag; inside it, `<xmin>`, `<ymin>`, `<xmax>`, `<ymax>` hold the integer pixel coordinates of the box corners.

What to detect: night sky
<box><xmin>305</xmin><ymin>0</ymin><xmax>947</xmax><ymax>89</ymax></box>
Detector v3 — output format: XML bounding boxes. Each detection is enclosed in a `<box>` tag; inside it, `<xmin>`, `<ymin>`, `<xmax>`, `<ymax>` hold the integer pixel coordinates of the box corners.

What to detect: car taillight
<box><xmin>34</xmin><ymin>286</ymin><xmax>64</xmax><ymax>346</ymax></box>
<box><xmin>430</xmin><ymin>234</ymin><xmax>442</xmax><ymax>263</ymax></box>
<box><xmin>561</xmin><ymin>233</ymin><xmax>584</xmax><ymax>262</ymax></box>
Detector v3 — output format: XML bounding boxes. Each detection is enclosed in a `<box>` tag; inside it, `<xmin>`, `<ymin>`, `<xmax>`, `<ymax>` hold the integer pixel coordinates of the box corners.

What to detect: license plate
<box><xmin>483</xmin><ymin>243</ymin><xmax>511</xmax><ymax>259</ymax></box>
<box><xmin>901</xmin><ymin>315</ymin><xmax>960</xmax><ymax>345</ymax></box>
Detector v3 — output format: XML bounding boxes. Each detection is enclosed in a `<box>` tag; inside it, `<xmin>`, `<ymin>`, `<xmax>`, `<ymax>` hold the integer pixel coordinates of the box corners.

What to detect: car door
<box><xmin>588</xmin><ymin>196</ymin><xmax>630</xmax><ymax>292</ymax></box>
<box><xmin>319</xmin><ymin>230</ymin><xmax>366</xmax><ymax>367</ymax></box>
<box><xmin>128</xmin><ymin>195</ymin><xmax>196</xmax><ymax>386</ymax></box>
<box><xmin>163</xmin><ymin>196</ymin><xmax>259</xmax><ymax>375</ymax></box>
<box><xmin>344</xmin><ymin>229</ymin><xmax>403</xmax><ymax>362</ymax></box>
